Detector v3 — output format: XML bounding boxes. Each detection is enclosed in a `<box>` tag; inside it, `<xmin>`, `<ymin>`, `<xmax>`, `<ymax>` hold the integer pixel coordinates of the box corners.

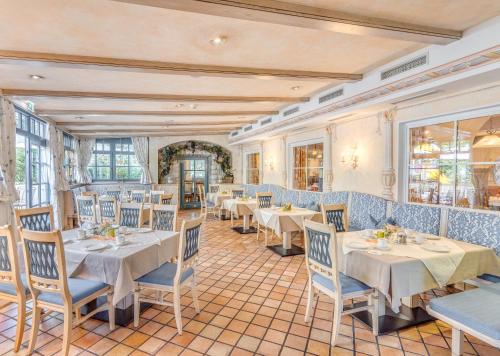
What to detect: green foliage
<box><xmin>158</xmin><ymin>141</ymin><xmax>233</xmax><ymax>181</ymax></box>
<box><xmin>15</xmin><ymin>147</ymin><xmax>26</xmax><ymax>183</ymax></box>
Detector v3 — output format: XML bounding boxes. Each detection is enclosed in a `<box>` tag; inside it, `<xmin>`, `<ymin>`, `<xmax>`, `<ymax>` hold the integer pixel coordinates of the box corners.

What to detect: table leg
<box><xmin>283</xmin><ymin>232</ymin><xmax>291</xmax><ymax>249</ymax></box>
<box><xmin>232</xmin><ymin>214</ymin><xmax>257</xmax><ymax>234</ymax></box>
<box><xmin>267</xmin><ymin>231</ymin><xmax>305</xmax><ymax>257</ymax></box>
<box><xmin>243</xmin><ymin>215</ymin><xmax>249</xmax><ymax>230</ymax></box>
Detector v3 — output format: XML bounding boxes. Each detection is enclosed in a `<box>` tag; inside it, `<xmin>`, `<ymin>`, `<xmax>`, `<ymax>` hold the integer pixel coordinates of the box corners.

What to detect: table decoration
<box><xmin>281</xmin><ymin>203</ymin><xmax>293</xmax><ymax>211</ymax></box>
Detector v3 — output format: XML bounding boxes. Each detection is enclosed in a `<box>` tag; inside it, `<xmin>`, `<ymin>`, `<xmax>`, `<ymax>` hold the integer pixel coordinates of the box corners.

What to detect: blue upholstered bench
<box><xmin>427</xmin><ymin>285</ymin><xmax>500</xmax><ymax>353</ymax></box>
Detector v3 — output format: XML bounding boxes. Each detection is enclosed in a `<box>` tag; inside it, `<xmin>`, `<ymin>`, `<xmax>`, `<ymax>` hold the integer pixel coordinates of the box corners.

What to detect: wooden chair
<box><xmin>231</xmin><ymin>189</ymin><xmax>244</xmax><ymax>199</ymax></box>
<box><xmin>150</xmin><ymin>190</ymin><xmax>166</xmax><ymax>204</ymax></box>
<box><xmin>134</xmin><ymin>216</ymin><xmax>202</xmax><ymax>334</ymax></box>
<box><xmin>98</xmin><ymin>196</ymin><xmax>118</xmax><ymax>224</ymax></box>
<box><xmin>118</xmin><ymin>202</ymin><xmax>144</xmax><ymax>228</ymax></box>
<box><xmin>76</xmin><ymin>195</ymin><xmax>97</xmax><ymax>226</ymax></box>
<box><xmin>0</xmin><ymin>225</ymin><xmax>30</xmax><ymax>352</ymax></box>
<box><xmin>20</xmin><ymin>228</ymin><xmax>115</xmax><ymax>356</ymax></box>
<box><xmin>106</xmin><ymin>188</ymin><xmax>122</xmax><ymax>201</ymax></box>
<box><xmin>81</xmin><ymin>191</ymin><xmax>98</xmax><ymax>202</ymax></box>
<box><xmin>321</xmin><ymin>204</ymin><xmax>348</xmax><ymax>232</ymax></box>
<box><xmin>131</xmin><ymin>190</ymin><xmax>146</xmax><ymax>203</ymax></box>
<box><xmin>160</xmin><ymin>193</ymin><xmax>174</xmax><ymax>205</ymax></box>
<box><xmin>256</xmin><ymin>192</ymin><xmax>273</xmax><ymax>244</ymax></box>
<box><xmin>303</xmin><ymin>220</ymin><xmax>378</xmax><ymax>346</ymax></box>
<box><xmin>198</xmin><ymin>185</ymin><xmax>217</xmax><ymax>220</ymax></box>
<box><xmin>150</xmin><ymin>204</ymin><xmax>177</xmax><ymax>232</ymax></box>
<box><xmin>15</xmin><ymin>206</ymin><xmax>54</xmax><ymax>231</ymax></box>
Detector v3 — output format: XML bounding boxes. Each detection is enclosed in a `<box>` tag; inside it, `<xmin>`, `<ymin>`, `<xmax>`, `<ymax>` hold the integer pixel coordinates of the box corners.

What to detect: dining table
<box><xmin>207</xmin><ymin>192</ymin><xmax>232</xmax><ymax>220</ymax></box>
<box><xmin>253</xmin><ymin>206</ymin><xmax>319</xmax><ymax>256</ymax></box>
<box><xmin>337</xmin><ymin>230</ymin><xmax>500</xmax><ymax>334</ymax></box>
<box><xmin>223</xmin><ymin>198</ymin><xmax>258</xmax><ymax>234</ymax></box>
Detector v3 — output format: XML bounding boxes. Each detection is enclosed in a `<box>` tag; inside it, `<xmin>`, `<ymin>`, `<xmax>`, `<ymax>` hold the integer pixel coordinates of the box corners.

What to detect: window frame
<box><xmin>288</xmin><ymin>139</ymin><xmax>324</xmax><ymax>192</ymax></box>
<box><xmin>244</xmin><ymin>150</ymin><xmax>261</xmax><ymax>184</ymax></box>
<box><xmin>63</xmin><ymin>132</ymin><xmax>77</xmax><ymax>184</ymax></box>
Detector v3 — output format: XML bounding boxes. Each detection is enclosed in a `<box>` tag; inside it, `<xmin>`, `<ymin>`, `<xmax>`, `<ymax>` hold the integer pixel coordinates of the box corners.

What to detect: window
<box><xmin>407</xmin><ymin>115</ymin><xmax>499</xmax><ymax>210</ymax></box>
<box><xmin>15</xmin><ymin>108</ymin><xmax>50</xmax><ymax>208</ymax></box>
<box><xmin>292</xmin><ymin>142</ymin><xmax>323</xmax><ymax>191</ymax></box>
<box><xmin>88</xmin><ymin>138</ymin><xmax>142</xmax><ymax>181</ymax></box>
<box><xmin>63</xmin><ymin>132</ymin><xmax>77</xmax><ymax>184</ymax></box>
<box><xmin>246</xmin><ymin>152</ymin><xmax>260</xmax><ymax>184</ymax></box>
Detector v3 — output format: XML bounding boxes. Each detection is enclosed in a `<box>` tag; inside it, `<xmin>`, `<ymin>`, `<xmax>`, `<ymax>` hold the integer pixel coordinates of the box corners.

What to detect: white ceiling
<box><xmin>0</xmin><ymin>0</ymin><xmax>498</xmax><ymax>136</ymax></box>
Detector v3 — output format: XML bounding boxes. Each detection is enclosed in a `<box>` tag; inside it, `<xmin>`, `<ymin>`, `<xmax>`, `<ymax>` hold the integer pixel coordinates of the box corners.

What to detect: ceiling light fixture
<box><xmin>29</xmin><ymin>74</ymin><xmax>44</xmax><ymax>80</ymax></box>
<box><xmin>291</xmin><ymin>86</ymin><xmax>301</xmax><ymax>91</ymax></box>
<box><xmin>209</xmin><ymin>35</ymin><xmax>227</xmax><ymax>46</ymax></box>
<box><xmin>175</xmin><ymin>104</ymin><xmax>184</xmax><ymax>108</ymax></box>
<box><xmin>190</xmin><ymin>104</ymin><xmax>198</xmax><ymax>109</ymax></box>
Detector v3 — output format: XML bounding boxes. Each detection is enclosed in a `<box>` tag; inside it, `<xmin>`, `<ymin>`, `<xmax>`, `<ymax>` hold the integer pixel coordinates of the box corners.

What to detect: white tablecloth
<box><xmin>253</xmin><ymin>207</ymin><xmax>318</xmax><ymax>235</ymax></box>
<box><xmin>62</xmin><ymin>229</ymin><xmax>179</xmax><ymax>304</ymax></box>
<box><xmin>207</xmin><ymin>193</ymin><xmax>231</xmax><ymax>207</ymax></box>
<box><xmin>223</xmin><ymin>199</ymin><xmax>257</xmax><ymax>216</ymax></box>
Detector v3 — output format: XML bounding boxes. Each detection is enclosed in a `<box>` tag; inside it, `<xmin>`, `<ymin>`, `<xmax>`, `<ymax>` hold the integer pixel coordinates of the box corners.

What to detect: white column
<box><xmin>381</xmin><ymin>109</ymin><xmax>397</xmax><ymax>200</ymax></box>
<box><xmin>281</xmin><ymin>135</ymin><xmax>287</xmax><ymax>187</ymax></box>
<box><xmin>325</xmin><ymin>125</ymin><xmax>334</xmax><ymax>192</ymax></box>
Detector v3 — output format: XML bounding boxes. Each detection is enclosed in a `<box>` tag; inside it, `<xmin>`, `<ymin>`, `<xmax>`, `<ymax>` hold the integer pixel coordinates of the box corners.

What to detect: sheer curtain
<box><xmin>49</xmin><ymin>125</ymin><xmax>70</xmax><ymax>229</ymax></box>
<box><xmin>76</xmin><ymin>137</ymin><xmax>95</xmax><ymax>184</ymax></box>
<box><xmin>0</xmin><ymin>98</ymin><xmax>19</xmax><ymax>225</ymax></box>
<box><xmin>131</xmin><ymin>137</ymin><xmax>153</xmax><ymax>184</ymax></box>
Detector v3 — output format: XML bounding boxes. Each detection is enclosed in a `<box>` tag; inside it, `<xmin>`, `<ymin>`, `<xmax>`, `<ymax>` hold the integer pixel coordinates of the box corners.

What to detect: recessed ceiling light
<box><xmin>291</xmin><ymin>86</ymin><xmax>301</xmax><ymax>91</ymax></box>
<box><xmin>29</xmin><ymin>74</ymin><xmax>45</xmax><ymax>80</ymax></box>
<box><xmin>75</xmin><ymin>116</ymin><xmax>84</xmax><ymax>120</ymax></box>
<box><xmin>190</xmin><ymin>104</ymin><xmax>198</xmax><ymax>109</ymax></box>
<box><xmin>209</xmin><ymin>35</ymin><xmax>227</xmax><ymax>46</ymax></box>
<box><xmin>175</xmin><ymin>104</ymin><xmax>184</xmax><ymax>108</ymax></box>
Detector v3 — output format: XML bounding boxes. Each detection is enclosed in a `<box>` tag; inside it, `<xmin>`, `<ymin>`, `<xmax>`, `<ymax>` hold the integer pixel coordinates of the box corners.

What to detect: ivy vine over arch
<box><xmin>158</xmin><ymin>140</ymin><xmax>233</xmax><ymax>181</ymax></box>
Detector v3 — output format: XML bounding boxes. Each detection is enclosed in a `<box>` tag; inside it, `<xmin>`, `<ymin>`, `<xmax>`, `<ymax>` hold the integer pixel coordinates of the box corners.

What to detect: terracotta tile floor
<box><xmin>1</xmin><ymin>211</ymin><xmax>499</xmax><ymax>355</ymax></box>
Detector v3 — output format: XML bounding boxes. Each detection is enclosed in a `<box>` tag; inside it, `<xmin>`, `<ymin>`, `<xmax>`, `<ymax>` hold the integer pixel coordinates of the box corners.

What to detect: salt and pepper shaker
<box><xmin>396</xmin><ymin>231</ymin><xmax>407</xmax><ymax>245</ymax></box>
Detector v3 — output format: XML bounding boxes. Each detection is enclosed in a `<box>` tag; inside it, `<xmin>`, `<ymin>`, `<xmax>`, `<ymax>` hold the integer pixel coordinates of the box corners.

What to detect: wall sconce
<box><xmin>264</xmin><ymin>156</ymin><xmax>275</xmax><ymax>170</ymax></box>
<box><xmin>341</xmin><ymin>145</ymin><xmax>359</xmax><ymax>169</ymax></box>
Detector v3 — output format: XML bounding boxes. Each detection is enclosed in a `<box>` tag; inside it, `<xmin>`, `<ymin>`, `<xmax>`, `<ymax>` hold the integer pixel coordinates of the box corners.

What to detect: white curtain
<box><xmin>76</xmin><ymin>137</ymin><xmax>95</xmax><ymax>184</ymax></box>
<box><xmin>49</xmin><ymin>125</ymin><xmax>70</xmax><ymax>229</ymax></box>
<box><xmin>131</xmin><ymin>137</ymin><xmax>153</xmax><ymax>184</ymax></box>
<box><xmin>0</xmin><ymin>98</ymin><xmax>19</xmax><ymax>225</ymax></box>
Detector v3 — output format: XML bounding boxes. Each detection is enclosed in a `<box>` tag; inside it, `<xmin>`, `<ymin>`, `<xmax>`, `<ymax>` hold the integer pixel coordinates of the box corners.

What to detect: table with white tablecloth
<box><xmin>223</xmin><ymin>198</ymin><xmax>258</xmax><ymax>233</ymax></box>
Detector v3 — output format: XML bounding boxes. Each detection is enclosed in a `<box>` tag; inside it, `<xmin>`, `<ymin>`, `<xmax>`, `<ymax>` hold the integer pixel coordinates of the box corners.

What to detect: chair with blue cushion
<box><xmin>303</xmin><ymin>220</ymin><xmax>378</xmax><ymax>345</ymax></box>
<box><xmin>256</xmin><ymin>192</ymin><xmax>274</xmax><ymax>244</ymax></box>
<box><xmin>150</xmin><ymin>204</ymin><xmax>177</xmax><ymax>231</ymax></box>
<box><xmin>15</xmin><ymin>206</ymin><xmax>54</xmax><ymax>232</ymax></box>
<box><xmin>134</xmin><ymin>216</ymin><xmax>203</xmax><ymax>334</ymax></box>
<box><xmin>98</xmin><ymin>196</ymin><xmax>117</xmax><ymax>224</ymax></box>
<box><xmin>427</xmin><ymin>285</ymin><xmax>500</xmax><ymax>355</ymax></box>
<box><xmin>321</xmin><ymin>203</ymin><xmax>348</xmax><ymax>232</ymax></box>
<box><xmin>76</xmin><ymin>195</ymin><xmax>97</xmax><ymax>226</ymax></box>
<box><xmin>20</xmin><ymin>228</ymin><xmax>114</xmax><ymax>356</ymax></box>
<box><xmin>0</xmin><ymin>225</ymin><xmax>30</xmax><ymax>352</ymax></box>
<box><xmin>118</xmin><ymin>202</ymin><xmax>144</xmax><ymax>228</ymax></box>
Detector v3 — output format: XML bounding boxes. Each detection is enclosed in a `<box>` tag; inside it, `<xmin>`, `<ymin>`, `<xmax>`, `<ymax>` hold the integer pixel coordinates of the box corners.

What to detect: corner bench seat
<box><xmin>428</xmin><ymin>284</ymin><xmax>500</xmax><ymax>349</ymax></box>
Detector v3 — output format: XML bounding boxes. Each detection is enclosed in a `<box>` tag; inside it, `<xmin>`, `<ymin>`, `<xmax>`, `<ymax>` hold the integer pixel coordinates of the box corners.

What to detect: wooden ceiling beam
<box><xmin>57</xmin><ymin>121</ymin><xmax>248</xmax><ymax>126</ymax></box>
<box><xmin>75</xmin><ymin>131</ymin><xmax>229</xmax><ymax>137</ymax></box>
<box><xmin>1</xmin><ymin>89</ymin><xmax>307</xmax><ymax>103</ymax></box>
<box><xmin>70</xmin><ymin>129</ymin><xmax>230</xmax><ymax>134</ymax></box>
<box><xmin>37</xmin><ymin>109</ymin><xmax>277</xmax><ymax>116</ymax></box>
<box><xmin>0</xmin><ymin>50</ymin><xmax>361</xmax><ymax>81</ymax></box>
<box><xmin>113</xmin><ymin>0</ymin><xmax>461</xmax><ymax>44</ymax></box>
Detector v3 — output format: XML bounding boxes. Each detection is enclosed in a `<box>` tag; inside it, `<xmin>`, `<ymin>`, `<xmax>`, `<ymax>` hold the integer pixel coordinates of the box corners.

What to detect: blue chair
<box><xmin>76</xmin><ymin>195</ymin><xmax>97</xmax><ymax>226</ymax></box>
<box><xmin>106</xmin><ymin>188</ymin><xmax>122</xmax><ymax>201</ymax></box>
<box><xmin>321</xmin><ymin>203</ymin><xmax>348</xmax><ymax>232</ymax></box>
<box><xmin>20</xmin><ymin>228</ymin><xmax>114</xmax><ymax>356</ymax></box>
<box><xmin>98</xmin><ymin>196</ymin><xmax>117</xmax><ymax>224</ymax></box>
<box><xmin>15</xmin><ymin>206</ymin><xmax>54</xmax><ymax>232</ymax></box>
<box><xmin>150</xmin><ymin>204</ymin><xmax>177</xmax><ymax>231</ymax></box>
<box><xmin>0</xmin><ymin>225</ymin><xmax>30</xmax><ymax>352</ymax></box>
<box><xmin>303</xmin><ymin>220</ymin><xmax>378</xmax><ymax>345</ymax></box>
<box><xmin>131</xmin><ymin>190</ymin><xmax>146</xmax><ymax>203</ymax></box>
<box><xmin>118</xmin><ymin>202</ymin><xmax>144</xmax><ymax>228</ymax></box>
<box><xmin>134</xmin><ymin>216</ymin><xmax>203</xmax><ymax>334</ymax></box>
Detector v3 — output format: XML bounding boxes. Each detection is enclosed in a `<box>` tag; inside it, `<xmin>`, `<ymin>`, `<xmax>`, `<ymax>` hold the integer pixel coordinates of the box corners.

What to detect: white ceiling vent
<box><xmin>243</xmin><ymin>125</ymin><xmax>253</xmax><ymax>132</ymax></box>
<box><xmin>319</xmin><ymin>88</ymin><xmax>343</xmax><ymax>104</ymax></box>
<box><xmin>261</xmin><ymin>117</ymin><xmax>272</xmax><ymax>126</ymax></box>
<box><xmin>381</xmin><ymin>55</ymin><xmax>428</xmax><ymax>80</ymax></box>
<box><xmin>230</xmin><ymin>131</ymin><xmax>239</xmax><ymax>137</ymax></box>
<box><xmin>284</xmin><ymin>107</ymin><xmax>299</xmax><ymax>116</ymax></box>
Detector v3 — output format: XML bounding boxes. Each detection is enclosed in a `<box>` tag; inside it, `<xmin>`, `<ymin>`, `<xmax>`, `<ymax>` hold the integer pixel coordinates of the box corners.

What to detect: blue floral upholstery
<box><xmin>447</xmin><ymin>209</ymin><xmax>500</xmax><ymax>255</ymax></box>
<box><xmin>256</xmin><ymin>184</ymin><xmax>270</xmax><ymax>193</ymax></box>
<box><xmin>24</xmin><ymin>240</ymin><xmax>59</xmax><ymax>280</ymax></box>
<box><xmin>243</xmin><ymin>184</ymin><xmax>257</xmax><ymax>198</ymax></box>
<box><xmin>306</xmin><ymin>227</ymin><xmax>332</xmax><ymax>268</ymax></box>
<box><xmin>268</xmin><ymin>184</ymin><xmax>285</xmax><ymax>206</ymax></box>
<box><xmin>282</xmin><ymin>189</ymin><xmax>300</xmax><ymax>206</ymax></box>
<box><xmin>298</xmin><ymin>191</ymin><xmax>322</xmax><ymax>211</ymax></box>
<box><xmin>257</xmin><ymin>195</ymin><xmax>273</xmax><ymax>208</ymax></box>
<box><xmin>152</xmin><ymin>210</ymin><xmax>175</xmax><ymax>231</ymax></box>
<box><xmin>325</xmin><ymin>209</ymin><xmax>346</xmax><ymax>232</ymax></box>
<box><xmin>391</xmin><ymin>203</ymin><xmax>441</xmax><ymax>235</ymax></box>
<box><xmin>0</xmin><ymin>236</ymin><xmax>11</xmax><ymax>272</ymax></box>
<box><xmin>99</xmin><ymin>200</ymin><xmax>116</xmax><ymax>219</ymax></box>
<box><xmin>183</xmin><ymin>224</ymin><xmax>201</xmax><ymax>261</ymax></box>
<box><xmin>322</xmin><ymin>191</ymin><xmax>349</xmax><ymax>205</ymax></box>
<box><xmin>19</xmin><ymin>213</ymin><xmax>52</xmax><ymax>231</ymax></box>
<box><xmin>349</xmin><ymin>192</ymin><xmax>387</xmax><ymax>231</ymax></box>
<box><xmin>120</xmin><ymin>208</ymin><xmax>141</xmax><ymax>228</ymax></box>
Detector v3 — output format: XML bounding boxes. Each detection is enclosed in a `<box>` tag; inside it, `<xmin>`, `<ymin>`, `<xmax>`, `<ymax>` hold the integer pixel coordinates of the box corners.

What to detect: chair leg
<box><xmin>133</xmin><ymin>287</ymin><xmax>140</xmax><ymax>328</ymax></box>
<box><xmin>452</xmin><ymin>328</ymin><xmax>464</xmax><ymax>356</ymax></box>
<box><xmin>173</xmin><ymin>286</ymin><xmax>183</xmax><ymax>335</ymax></box>
<box><xmin>27</xmin><ymin>304</ymin><xmax>42</xmax><ymax>354</ymax></box>
<box><xmin>191</xmin><ymin>276</ymin><xmax>200</xmax><ymax>314</ymax></box>
<box><xmin>304</xmin><ymin>279</ymin><xmax>314</xmax><ymax>323</ymax></box>
<box><xmin>264</xmin><ymin>227</ymin><xmax>269</xmax><ymax>246</ymax></box>
<box><xmin>107</xmin><ymin>291</ymin><xmax>115</xmax><ymax>331</ymax></box>
<box><xmin>62</xmin><ymin>305</ymin><xmax>73</xmax><ymax>356</ymax></box>
<box><xmin>14</xmin><ymin>301</ymin><xmax>26</xmax><ymax>352</ymax></box>
<box><xmin>257</xmin><ymin>222</ymin><xmax>260</xmax><ymax>240</ymax></box>
<box><xmin>230</xmin><ymin>212</ymin><xmax>234</xmax><ymax>227</ymax></box>
<box><xmin>369</xmin><ymin>291</ymin><xmax>379</xmax><ymax>336</ymax></box>
<box><xmin>331</xmin><ymin>299</ymin><xmax>343</xmax><ymax>347</ymax></box>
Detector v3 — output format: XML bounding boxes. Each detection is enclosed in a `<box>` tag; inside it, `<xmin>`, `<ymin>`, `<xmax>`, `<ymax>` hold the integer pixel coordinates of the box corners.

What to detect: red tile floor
<box><xmin>1</xmin><ymin>211</ymin><xmax>499</xmax><ymax>355</ymax></box>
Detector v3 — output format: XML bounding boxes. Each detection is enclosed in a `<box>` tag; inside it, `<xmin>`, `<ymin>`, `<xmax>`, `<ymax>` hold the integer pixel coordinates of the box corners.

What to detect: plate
<box><xmin>114</xmin><ymin>240</ymin><xmax>130</xmax><ymax>247</ymax></box>
<box><xmin>135</xmin><ymin>228</ymin><xmax>152</xmax><ymax>233</ymax></box>
<box><xmin>421</xmin><ymin>243</ymin><xmax>451</xmax><ymax>253</ymax></box>
<box><xmin>84</xmin><ymin>242</ymin><xmax>110</xmax><ymax>251</ymax></box>
<box><xmin>347</xmin><ymin>241</ymin><xmax>370</xmax><ymax>250</ymax></box>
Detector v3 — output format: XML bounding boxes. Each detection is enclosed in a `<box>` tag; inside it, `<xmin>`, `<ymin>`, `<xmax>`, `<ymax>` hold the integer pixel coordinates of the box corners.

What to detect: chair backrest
<box><xmin>106</xmin><ymin>189</ymin><xmax>122</xmax><ymax>201</ymax></box>
<box><xmin>0</xmin><ymin>225</ymin><xmax>25</xmax><ymax>298</ymax></box>
<box><xmin>20</xmin><ymin>228</ymin><xmax>71</xmax><ymax>304</ymax></box>
<box><xmin>160</xmin><ymin>193</ymin><xmax>174</xmax><ymax>205</ymax></box>
<box><xmin>209</xmin><ymin>185</ymin><xmax>220</xmax><ymax>194</ymax></box>
<box><xmin>231</xmin><ymin>189</ymin><xmax>244</xmax><ymax>199</ymax></box>
<box><xmin>150</xmin><ymin>204</ymin><xmax>177</xmax><ymax>231</ymax></box>
<box><xmin>197</xmin><ymin>185</ymin><xmax>206</xmax><ymax>203</ymax></box>
<box><xmin>303</xmin><ymin>220</ymin><xmax>341</xmax><ymax>296</ymax></box>
<box><xmin>98</xmin><ymin>196</ymin><xmax>117</xmax><ymax>224</ymax></box>
<box><xmin>15</xmin><ymin>206</ymin><xmax>55</xmax><ymax>232</ymax></box>
<box><xmin>150</xmin><ymin>190</ymin><xmax>165</xmax><ymax>204</ymax></box>
<box><xmin>321</xmin><ymin>204</ymin><xmax>348</xmax><ymax>232</ymax></box>
<box><xmin>175</xmin><ymin>216</ymin><xmax>203</xmax><ymax>283</ymax></box>
<box><xmin>82</xmin><ymin>191</ymin><xmax>98</xmax><ymax>201</ymax></box>
<box><xmin>256</xmin><ymin>192</ymin><xmax>273</xmax><ymax>208</ymax></box>
<box><xmin>76</xmin><ymin>195</ymin><xmax>97</xmax><ymax>225</ymax></box>
<box><xmin>118</xmin><ymin>202</ymin><xmax>144</xmax><ymax>228</ymax></box>
<box><xmin>131</xmin><ymin>190</ymin><xmax>146</xmax><ymax>203</ymax></box>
